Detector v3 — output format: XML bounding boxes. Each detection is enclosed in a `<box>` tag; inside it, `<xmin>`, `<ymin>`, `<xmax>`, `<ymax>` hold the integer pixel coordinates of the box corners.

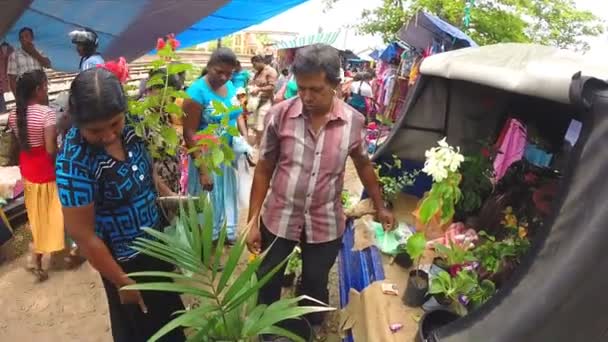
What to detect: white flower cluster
<box><xmin>422</xmin><ymin>138</ymin><xmax>464</xmax><ymax>182</ymax></box>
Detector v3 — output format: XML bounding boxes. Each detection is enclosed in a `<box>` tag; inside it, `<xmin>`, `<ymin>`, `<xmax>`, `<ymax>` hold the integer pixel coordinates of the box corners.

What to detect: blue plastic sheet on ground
<box><xmin>339</xmin><ymin>219</ymin><xmax>385</xmax><ymax>342</ymax></box>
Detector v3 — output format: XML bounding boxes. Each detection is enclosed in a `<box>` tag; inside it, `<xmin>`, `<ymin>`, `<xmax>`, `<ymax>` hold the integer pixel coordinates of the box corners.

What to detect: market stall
<box><xmin>375</xmin><ymin>11</ymin><xmax>477</xmax><ymax>122</ymax></box>
<box><xmin>339</xmin><ymin>43</ymin><xmax>608</xmax><ymax>342</ymax></box>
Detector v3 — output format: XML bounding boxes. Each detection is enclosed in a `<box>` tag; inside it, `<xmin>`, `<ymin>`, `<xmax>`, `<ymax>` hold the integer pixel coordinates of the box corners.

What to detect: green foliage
<box><xmin>324</xmin><ymin>0</ymin><xmax>604</xmax><ymax>51</ymax></box>
<box><xmin>405</xmin><ymin>232</ymin><xmax>427</xmax><ymax>263</ymax></box>
<box><xmin>473</xmin><ymin>230</ymin><xmax>530</xmax><ymax>275</ymax></box>
<box><xmin>341</xmin><ymin>190</ymin><xmax>352</xmax><ymax>209</ymax></box>
<box><xmin>285</xmin><ymin>247</ymin><xmax>302</xmax><ymax>276</ymax></box>
<box><xmin>375</xmin><ymin>155</ymin><xmax>419</xmax><ymax>205</ymax></box>
<box><xmin>130</xmin><ymin>37</ymin><xmax>236</xmax><ymax>175</ymax></box>
<box><xmin>125</xmin><ymin>197</ymin><xmax>333</xmax><ymax>341</ymax></box>
<box><xmin>418</xmin><ymin>172</ymin><xmax>462</xmax><ymax>225</ymax></box>
<box><xmin>456</xmin><ymin>150</ymin><xmax>494</xmax><ymax>215</ymax></box>
<box><xmin>434</xmin><ymin>240</ymin><xmax>477</xmax><ymax>267</ymax></box>
<box><xmin>429</xmin><ymin>269</ymin><xmax>495</xmax><ymax>315</ymax></box>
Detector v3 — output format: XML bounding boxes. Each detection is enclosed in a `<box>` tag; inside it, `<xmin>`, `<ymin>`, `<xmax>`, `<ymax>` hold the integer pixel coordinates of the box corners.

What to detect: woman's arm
<box><xmin>237</xmin><ymin>115</ymin><xmax>248</xmax><ymax>138</ymax></box>
<box><xmin>43</xmin><ymin>124</ymin><xmax>58</xmax><ymax>157</ymax></box>
<box><xmin>63</xmin><ymin>204</ymin><xmax>133</xmax><ymax>288</ymax></box>
<box><xmin>153</xmin><ymin>166</ymin><xmax>176</xmax><ymax>197</ymax></box>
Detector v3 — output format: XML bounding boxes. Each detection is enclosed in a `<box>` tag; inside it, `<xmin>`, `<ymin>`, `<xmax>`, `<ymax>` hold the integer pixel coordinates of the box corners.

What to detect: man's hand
<box><xmin>199</xmin><ymin>172</ymin><xmax>214</xmax><ymax>192</ymax></box>
<box><xmin>246</xmin><ymin>217</ymin><xmax>262</xmax><ymax>254</ymax></box>
<box><xmin>377</xmin><ymin>207</ymin><xmax>396</xmax><ymax>231</ymax></box>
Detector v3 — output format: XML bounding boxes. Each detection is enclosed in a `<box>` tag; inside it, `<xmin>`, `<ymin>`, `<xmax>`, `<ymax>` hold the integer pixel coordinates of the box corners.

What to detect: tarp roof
<box><xmin>398</xmin><ymin>11</ymin><xmax>477</xmax><ymax>50</ymax></box>
<box><xmin>1</xmin><ymin>0</ymin><xmax>307</xmax><ymax>72</ymax></box>
<box><xmin>420</xmin><ymin>43</ymin><xmax>608</xmax><ymax>104</ymax></box>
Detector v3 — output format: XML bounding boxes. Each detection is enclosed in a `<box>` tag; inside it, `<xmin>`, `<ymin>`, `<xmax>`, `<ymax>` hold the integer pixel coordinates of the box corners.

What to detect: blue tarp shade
<box><xmin>369</xmin><ymin>48</ymin><xmax>384</xmax><ymax>61</ymax></box>
<box><xmin>379</xmin><ymin>42</ymin><xmax>404</xmax><ymax>63</ymax></box>
<box><xmin>175</xmin><ymin>0</ymin><xmax>308</xmax><ymax>51</ymax></box>
<box><xmin>2</xmin><ymin>0</ymin><xmax>307</xmax><ymax>72</ymax></box>
<box><xmin>398</xmin><ymin>11</ymin><xmax>477</xmax><ymax>51</ymax></box>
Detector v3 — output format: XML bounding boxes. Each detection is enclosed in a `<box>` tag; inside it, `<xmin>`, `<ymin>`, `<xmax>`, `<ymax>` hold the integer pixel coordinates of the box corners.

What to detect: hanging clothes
<box><xmin>493</xmin><ymin>118</ymin><xmax>527</xmax><ymax>181</ymax></box>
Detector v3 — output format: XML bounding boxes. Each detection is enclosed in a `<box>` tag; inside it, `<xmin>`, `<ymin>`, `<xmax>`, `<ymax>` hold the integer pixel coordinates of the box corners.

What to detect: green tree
<box><xmin>324</xmin><ymin>0</ymin><xmax>604</xmax><ymax>51</ymax></box>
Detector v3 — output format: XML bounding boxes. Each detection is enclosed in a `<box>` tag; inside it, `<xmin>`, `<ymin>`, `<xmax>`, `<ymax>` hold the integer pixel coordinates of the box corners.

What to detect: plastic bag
<box><xmin>372</xmin><ymin>221</ymin><xmax>414</xmax><ymax>256</ymax></box>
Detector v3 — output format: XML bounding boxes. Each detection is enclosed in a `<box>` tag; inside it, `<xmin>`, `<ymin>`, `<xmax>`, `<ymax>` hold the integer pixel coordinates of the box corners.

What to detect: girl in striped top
<box><xmin>8</xmin><ymin>70</ymin><xmax>64</xmax><ymax>282</ymax></box>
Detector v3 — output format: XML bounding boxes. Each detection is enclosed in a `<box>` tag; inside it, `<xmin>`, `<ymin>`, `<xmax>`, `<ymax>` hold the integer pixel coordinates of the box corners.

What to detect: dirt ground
<box><xmin>0</xmin><ymin>161</ymin><xmax>363</xmax><ymax>342</ymax></box>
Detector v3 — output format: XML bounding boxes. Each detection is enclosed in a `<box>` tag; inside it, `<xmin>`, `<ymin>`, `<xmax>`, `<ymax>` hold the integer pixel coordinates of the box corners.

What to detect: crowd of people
<box><xmin>3</xmin><ymin>26</ymin><xmax>395</xmax><ymax>342</ymax></box>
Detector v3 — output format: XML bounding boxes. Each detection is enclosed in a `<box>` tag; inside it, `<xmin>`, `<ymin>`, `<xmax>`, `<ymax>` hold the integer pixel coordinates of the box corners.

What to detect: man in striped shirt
<box><xmin>247</xmin><ymin>44</ymin><xmax>394</xmax><ymax>328</ymax></box>
<box><xmin>7</xmin><ymin>27</ymin><xmax>51</xmax><ymax>97</ymax></box>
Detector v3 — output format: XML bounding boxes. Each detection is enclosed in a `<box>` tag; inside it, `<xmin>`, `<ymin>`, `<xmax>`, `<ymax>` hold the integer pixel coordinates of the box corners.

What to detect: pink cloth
<box><xmin>493</xmin><ymin>118</ymin><xmax>527</xmax><ymax>181</ymax></box>
<box><xmin>259</xmin><ymin>97</ymin><xmax>367</xmax><ymax>243</ymax></box>
<box><xmin>426</xmin><ymin>222</ymin><xmax>479</xmax><ymax>250</ymax></box>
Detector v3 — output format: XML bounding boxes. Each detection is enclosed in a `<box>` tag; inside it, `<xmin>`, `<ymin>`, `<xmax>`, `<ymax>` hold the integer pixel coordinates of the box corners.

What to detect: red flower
<box><xmin>166</xmin><ymin>33</ymin><xmax>180</xmax><ymax>50</ymax></box>
<box><xmin>193</xmin><ymin>133</ymin><xmax>219</xmax><ymax>144</ymax></box>
<box><xmin>449</xmin><ymin>264</ymin><xmax>463</xmax><ymax>277</ymax></box>
<box><xmin>156</xmin><ymin>38</ymin><xmax>166</xmax><ymax>51</ymax></box>
<box><xmin>98</xmin><ymin>57</ymin><xmax>130</xmax><ymax>84</ymax></box>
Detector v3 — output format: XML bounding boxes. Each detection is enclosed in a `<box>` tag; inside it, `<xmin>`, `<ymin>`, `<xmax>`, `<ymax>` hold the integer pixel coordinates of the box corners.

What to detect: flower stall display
<box><xmin>414</xmin><ymin>138</ymin><xmax>464</xmax><ymax>238</ymax></box>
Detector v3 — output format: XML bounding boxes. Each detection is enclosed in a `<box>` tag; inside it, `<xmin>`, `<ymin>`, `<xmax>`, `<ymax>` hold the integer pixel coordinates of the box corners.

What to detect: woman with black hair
<box><xmin>183</xmin><ymin>47</ymin><xmax>249</xmax><ymax>243</ymax></box>
<box><xmin>55</xmin><ymin>67</ymin><xmax>185</xmax><ymax>342</ymax></box>
<box><xmin>8</xmin><ymin>70</ymin><xmax>64</xmax><ymax>282</ymax></box>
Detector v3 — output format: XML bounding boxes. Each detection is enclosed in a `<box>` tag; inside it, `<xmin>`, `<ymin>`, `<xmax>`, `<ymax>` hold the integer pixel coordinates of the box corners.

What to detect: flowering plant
<box><xmin>127</xmin><ymin>34</ymin><xmax>235</xmax><ymax>174</ymax></box>
<box><xmin>98</xmin><ymin>57</ymin><xmax>130</xmax><ymax>83</ymax></box>
<box><xmin>417</xmin><ymin>138</ymin><xmax>465</xmax><ymax>225</ymax></box>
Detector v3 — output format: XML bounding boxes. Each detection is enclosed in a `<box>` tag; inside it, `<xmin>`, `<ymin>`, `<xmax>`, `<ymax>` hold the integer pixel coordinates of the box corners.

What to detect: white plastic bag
<box><xmin>236</xmin><ymin>156</ymin><xmax>253</xmax><ymax>211</ymax></box>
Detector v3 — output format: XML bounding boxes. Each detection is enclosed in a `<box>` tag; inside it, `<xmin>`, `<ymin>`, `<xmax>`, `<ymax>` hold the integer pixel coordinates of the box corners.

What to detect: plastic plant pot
<box><xmin>403</xmin><ymin>269</ymin><xmax>429</xmax><ymax>307</ymax></box>
<box><xmin>415</xmin><ymin>308</ymin><xmax>460</xmax><ymax>342</ymax></box>
<box><xmin>394</xmin><ymin>252</ymin><xmax>414</xmax><ymax>268</ymax></box>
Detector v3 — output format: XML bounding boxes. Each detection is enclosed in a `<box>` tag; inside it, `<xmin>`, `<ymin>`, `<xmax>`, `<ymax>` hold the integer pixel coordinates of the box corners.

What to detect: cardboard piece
<box><xmin>345</xmin><ymin>198</ymin><xmax>376</xmax><ymax>219</ymax></box>
<box><xmin>352</xmin><ymin>215</ymin><xmax>376</xmax><ymax>251</ymax></box>
<box><xmin>340</xmin><ymin>254</ymin><xmax>423</xmax><ymax>342</ymax></box>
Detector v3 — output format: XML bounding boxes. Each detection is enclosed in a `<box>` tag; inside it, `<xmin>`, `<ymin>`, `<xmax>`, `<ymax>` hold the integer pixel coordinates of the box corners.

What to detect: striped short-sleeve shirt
<box><xmin>260</xmin><ymin>97</ymin><xmax>367</xmax><ymax>244</ymax></box>
<box><xmin>8</xmin><ymin>104</ymin><xmax>56</xmax><ymax>147</ymax></box>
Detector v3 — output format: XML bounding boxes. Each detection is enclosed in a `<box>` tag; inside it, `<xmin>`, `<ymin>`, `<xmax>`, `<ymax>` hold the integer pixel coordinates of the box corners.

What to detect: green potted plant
<box><xmin>124</xmin><ymin>197</ymin><xmax>333</xmax><ymax>341</ymax></box>
<box><xmin>402</xmin><ymin>232</ymin><xmax>429</xmax><ymax>307</ymax></box>
<box><xmin>283</xmin><ymin>247</ymin><xmax>302</xmax><ymax>288</ymax></box>
<box><xmin>433</xmin><ymin>241</ymin><xmax>478</xmax><ymax>275</ymax></box>
<box><xmin>374</xmin><ymin>155</ymin><xmax>419</xmax><ymax>208</ymax></box>
<box><xmin>414</xmin><ymin>138</ymin><xmax>464</xmax><ymax>239</ymax></box>
<box><xmin>455</xmin><ymin>145</ymin><xmax>495</xmax><ymax>219</ymax></box>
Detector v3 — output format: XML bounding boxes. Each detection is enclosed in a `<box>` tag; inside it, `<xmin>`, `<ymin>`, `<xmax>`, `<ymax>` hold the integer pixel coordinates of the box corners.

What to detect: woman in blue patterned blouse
<box><xmin>55</xmin><ymin>68</ymin><xmax>185</xmax><ymax>342</ymax></box>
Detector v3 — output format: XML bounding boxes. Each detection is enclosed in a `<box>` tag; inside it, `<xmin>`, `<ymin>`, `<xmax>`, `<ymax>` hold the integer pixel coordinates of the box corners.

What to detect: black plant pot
<box><xmin>394</xmin><ymin>253</ymin><xmax>413</xmax><ymax>268</ymax></box>
<box><xmin>282</xmin><ymin>272</ymin><xmax>296</xmax><ymax>288</ymax></box>
<box><xmin>434</xmin><ymin>294</ymin><xmax>453</xmax><ymax>307</ymax></box>
<box><xmin>403</xmin><ymin>270</ymin><xmax>429</xmax><ymax>307</ymax></box>
<box><xmin>415</xmin><ymin>309</ymin><xmax>460</xmax><ymax>342</ymax></box>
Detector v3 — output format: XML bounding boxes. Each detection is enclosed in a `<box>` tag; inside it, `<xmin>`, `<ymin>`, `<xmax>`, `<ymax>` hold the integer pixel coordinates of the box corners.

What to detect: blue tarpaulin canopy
<box><xmin>1</xmin><ymin>0</ymin><xmax>307</xmax><ymax>72</ymax></box>
<box><xmin>398</xmin><ymin>11</ymin><xmax>477</xmax><ymax>51</ymax></box>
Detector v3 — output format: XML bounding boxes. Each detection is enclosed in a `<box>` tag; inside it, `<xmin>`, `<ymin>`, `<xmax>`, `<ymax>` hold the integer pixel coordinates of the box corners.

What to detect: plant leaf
<box><xmin>258</xmin><ymin>325</ymin><xmax>306</xmax><ymax>342</ymax></box>
<box><xmin>419</xmin><ymin>193</ymin><xmax>440</xmax><ymax>225</ymax></box>
<box><xmin>147</xmin><ymin>304</ymin><xmax>219</xmax><ymax>342</ymax></box>
<box><xmin>217</xmin><ymin>237</ymin><xmax>248</xmax><ymax>297</ymax></box>
<box><xmin>212</xmin><ymin>148</ymin><xmax>224</xmax><ymax>166</ymax></box>
<box><xmin>405</xmin><ymin>232</ymin><xmax>427</xmax><ymax>260</ymax></box>
<box><xmin>122</xmin><ymin>282</ymin><xmax>214</xmax><ymax>299</ymax></box>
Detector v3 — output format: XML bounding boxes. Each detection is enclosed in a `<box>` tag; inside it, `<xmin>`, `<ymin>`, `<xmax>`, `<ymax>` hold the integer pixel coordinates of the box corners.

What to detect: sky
<box><xmin>250</xmin><ymin>0</ymin><xmax>608</xmax><ymax>55</ymax></box>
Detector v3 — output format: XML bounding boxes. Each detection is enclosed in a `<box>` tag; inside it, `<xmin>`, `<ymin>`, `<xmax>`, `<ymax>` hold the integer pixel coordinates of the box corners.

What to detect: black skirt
<box><xmin>101</xmin><ymin>254</ymin><xmax>186</xmax><ymax>342</ymax></box>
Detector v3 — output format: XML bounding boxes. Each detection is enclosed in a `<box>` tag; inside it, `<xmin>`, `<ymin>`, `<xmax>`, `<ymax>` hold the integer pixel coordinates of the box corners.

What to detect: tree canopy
<box><xmin>324</xmin><ymin>0</ymin><xmax>604</xmax><ymax>51</ymax></box>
